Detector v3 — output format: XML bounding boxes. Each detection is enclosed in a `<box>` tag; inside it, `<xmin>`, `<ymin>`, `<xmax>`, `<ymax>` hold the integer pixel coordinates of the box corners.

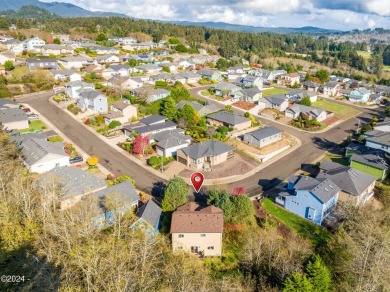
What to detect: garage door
<box><xmin>178</xmin><ymin>157</ymin><xmax>187</xmax><ymax>165</ymax></box>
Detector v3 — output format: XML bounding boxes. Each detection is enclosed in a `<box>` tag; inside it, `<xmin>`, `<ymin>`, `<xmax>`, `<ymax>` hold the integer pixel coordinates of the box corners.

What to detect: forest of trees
<box><xmin>1</xmin><ymin>10</ymin><xmax>389</xmax><ymax>77</ymax></box>
<box><xmin>0</xmin><ymin>128</ymin><xmax>389</xmax><ymax>291</ymax></box>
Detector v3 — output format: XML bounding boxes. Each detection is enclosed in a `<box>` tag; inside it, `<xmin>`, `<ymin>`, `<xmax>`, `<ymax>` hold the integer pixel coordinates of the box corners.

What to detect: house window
<box><xmin>200</xmin><ymin>234</ymin><xmax>206</xmax><ymax>237</ymax></box>
<box><xmin>207</xmin><ymin>246</ymin><xmax>214</xmax><ymax>250</ymax></box>
<box><xmin>192</xmin><ymin>159</ymin><xmax>197</xmax><ymax>164</ymax></box>
<box><xmin>178</xmin><ymin>234</ymin><xmax>184</xmax><ymax>238</ymax></box>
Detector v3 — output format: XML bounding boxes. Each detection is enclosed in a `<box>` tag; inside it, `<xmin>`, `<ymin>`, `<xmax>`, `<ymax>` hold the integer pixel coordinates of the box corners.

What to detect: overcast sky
<box><xmin>41</xmin><ymin>0</ymin><xmax>390</xmax><ymax>30</ymax></box>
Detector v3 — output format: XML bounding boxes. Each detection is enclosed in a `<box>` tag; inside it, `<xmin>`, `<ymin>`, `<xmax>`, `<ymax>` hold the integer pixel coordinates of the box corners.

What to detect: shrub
<box><xmin>67</xmin><ymin>104</ymin><xmax>75</xmax><ymax>110</ymax></box>
<box><xmin>148</xmin><ymin>156</ymin><xmax>160</xmax><ymax>165</ymax></box>
<box><xmin>108</xmin><ymin>120</ymin><xmax>121</xmax><ymax>129</ymax></box>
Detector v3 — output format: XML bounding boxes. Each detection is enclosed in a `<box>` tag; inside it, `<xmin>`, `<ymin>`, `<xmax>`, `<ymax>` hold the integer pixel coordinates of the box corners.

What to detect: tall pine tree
<box><xmin>283</xmin><ymin>273</ymin><xmax>313</xmax><ymax>292</ymax></box>
<box><xmin>306</xmin><ymin>254</ymin><xmax>332</xmax><ymax>292</ymax></box>
<box><xmin>161</xmin><ymin>96</ymin><xmax>177</xmax><ymax>121</ymax></box>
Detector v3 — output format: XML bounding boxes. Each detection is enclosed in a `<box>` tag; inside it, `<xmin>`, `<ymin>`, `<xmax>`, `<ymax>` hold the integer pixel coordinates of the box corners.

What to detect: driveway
<box><xmin>18</xmin><ymin>92</ymin><xmax>381</xmax><ymax>197</ymax></box>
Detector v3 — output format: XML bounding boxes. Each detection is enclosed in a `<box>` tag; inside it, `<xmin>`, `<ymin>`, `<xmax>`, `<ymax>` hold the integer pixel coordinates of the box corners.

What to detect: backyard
<box><xmin>261</xmin><ymin>198</ymin><xmax>331</xmax><ymax>247</ymax></box>
<box><xmin>20</xmin><ymin>120</ymin><xmax>47</xmax><ymax>133</ymax></box>
<box><xmin>312</xmin><ymin>99</ymin><xmax>361</xmax><ymax>120</ymax></box>
<box><xmin>262</xmin><ymin>88</ymin><xmax>288</xmax><ymax>97</ymax></box>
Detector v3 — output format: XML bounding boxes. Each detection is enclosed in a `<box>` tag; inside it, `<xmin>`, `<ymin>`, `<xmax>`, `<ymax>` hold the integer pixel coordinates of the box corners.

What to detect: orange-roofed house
<box><xmin>170</xmin><ymin>202</ymin><xmax>224</xmax><ymax>257</ymax></box>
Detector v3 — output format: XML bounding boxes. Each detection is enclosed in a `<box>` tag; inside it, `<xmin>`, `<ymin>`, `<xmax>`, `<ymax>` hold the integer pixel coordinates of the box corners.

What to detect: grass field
<box><xmin>261</xmin><ymin>198</ymin><xmax>331</xmax><ymax>247</ymax></box>
<box><xmin>201</xmin><ymin>90</ymin><xmax>211</xmax><ymax>96</ymax></box>
<box><xmin>312</xmin><ymin>99</ymin><xmax>360</xmax><ymax>120</ymax></box>
<box><xmin>384</xmin><ymin>65</ymin><xmax>390</xmax><ymax>72</ymax></box>
<box><xmin>262</xmin><ymin>88</ymin><xmax>288</xmax><ymax>97</ymax></box>
<box><xmin>48</xmin><ymin>135</ymin><xmax>64</xmax><ymax>143</ymax></box>
<box><xmin>20</xmin><ymin>120</ymin><xmax>47</xmax><ymax>133</ymax></box>
<box><xmin>357</xmin><ymin>50</ymin><xmax>371</xmax><ymax>60</ymax></box>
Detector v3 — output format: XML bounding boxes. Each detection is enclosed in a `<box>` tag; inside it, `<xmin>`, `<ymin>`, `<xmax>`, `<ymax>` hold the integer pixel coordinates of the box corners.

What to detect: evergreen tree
<box><xmin>305</xmin><ymin>254</ymin><xmax>332</xmax><ymax>292</ymax></box>
<box><xmin>179</xmin><ymin>104</ymin><xmax>200</xmax><ymax>129</ymax></box>
<box><xmin>283</xmin><ymin>273</ymin><xmax>313</xmax><ymax>292</ymax></box>
<box><xmin>161</xmin><ymin>177</ymin><xmax>189</xmax><ymax>212</ymax></box>
<box><xmin>161</xmin><ymin>97</ymin><xmax>177</xmax><ymax>121</ymax></box>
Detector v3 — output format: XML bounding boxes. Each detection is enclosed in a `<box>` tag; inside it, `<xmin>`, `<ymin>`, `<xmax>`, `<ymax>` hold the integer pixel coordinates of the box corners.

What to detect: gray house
<box><xmin>197</xmin><ymin>69</ymin><xmax>223</xmax><ymax>82</ymax></box>
<box><xmin>77</xmin><ymin>90</ymin><xmax>108</xmax><ymax>113</ymax></box>
<box><xmin>212</xmin><ymin>82</ymin><xmax>240</xmax><ymax>97</ymax></box>
<box><xmin>131</xmin><ymin>87</ymin><xmax>170</xmax><ymax>103</ymax></box>
<box><xmin>235</xmin><ymin>88</ymin><xmax>262</xmax><ymax>103</ymax></box>
<box><xmin>317</xmin><ymin>161</ymin><xmax>377</xmax><ymax>205</ymax></box>
<box><xmin>0</xmin><ymin>108</ymin><xmax>29</xmax><ymax>130</ymax></box>
<box><xmin>26</xmin><ymin>58</ymin><xmax>58</xmax><ymax>70</ymax></box>
<box><xmin>207</xmin><ymin>111</ymin><xmax>251</xmax><ymax>131</ymax></box>
<box><xmin>37</xmin><ymin>167</ymin><xmax>107</xmax><ymax>209</ymax></box>
<box><xmin>258</xmin><ymin>94</ymin><xmax>289</xmax><ymax>112</ymax></box>
<box><xmin>243</xmin><ymin>126</ymin><xmax>282</xmax><ymax>148</ymax></box>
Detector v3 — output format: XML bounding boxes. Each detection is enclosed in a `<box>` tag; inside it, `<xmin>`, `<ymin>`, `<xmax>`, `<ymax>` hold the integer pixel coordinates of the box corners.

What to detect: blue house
<box><xmin>132</xmin><ymin>200</ymin><xmax>162</xmax><ymax>237</ymax></box>
<box><xmin>348</xmin><ymin>88</ymin><xmax>371</xmax><ymax>103</ymax></box>
<box><xmin>276</xmin><ymin>176</ymin><xmax>341</xmax><ymax>225</ymax></box>
<box><xmin>92</xmin><ymin>181</ymin><xmax>139</xmax><ymax>228</ymax></box>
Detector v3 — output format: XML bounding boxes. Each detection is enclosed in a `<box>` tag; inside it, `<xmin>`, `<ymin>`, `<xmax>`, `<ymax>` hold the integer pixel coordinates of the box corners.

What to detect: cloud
<box><xmin>41</xmin><ymin>0</ymin><xmax>390</xmax><ymax>30</ymax></box>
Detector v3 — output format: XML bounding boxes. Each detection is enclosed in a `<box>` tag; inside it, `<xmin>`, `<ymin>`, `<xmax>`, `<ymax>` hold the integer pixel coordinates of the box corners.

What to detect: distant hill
<box><xmin>0</xmin><ymin>0</ymin><xmax>127</xmax><ymax>17</ymax></box>
<box><xmin>170</xmin><ymin>21</ymin><xmax>342</xmax><ymax>34</ymax></box>
<box><xmin>0</xmin><ymin>5</ymin><xmax>59</xmax><ymax>20</ymax></box>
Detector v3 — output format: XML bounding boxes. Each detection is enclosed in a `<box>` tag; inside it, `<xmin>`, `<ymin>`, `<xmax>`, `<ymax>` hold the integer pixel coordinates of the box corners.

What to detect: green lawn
<box><xmin>384</xmin><ymin>65</ymin><xmax>390</xmax><ymax>72</ymax></box>
<box><xmin>357</xmin><ymin>50</ymin><xmax>371</xmax><ymax>60</ymax></box>
<box><xmin>201</xmin><ymin>90</ymin><xmax>211</xmax><ymax>96</ymax></box>
<box><xmin>261</xmin><ymin>198</ymin><xmax>331</xmax><ymax>247</ymax></box>
<box><xmin>321</xmin><ymin>153</ymin><xmax>349</xmax><ymax>166</ymax></box>
<box><xmin>312</xmin><ymin>99</ymin><xmax>360</xmax><ymax>120</ymax></box>
<box><xmin>262</xmin><ymin>88</ymin><xmax>288</xmax><ymax>97</ymax></box>
<box><xmin>48</xmin><ymin>135</ymin><xmax>64</xmax><ymax>143</ymax></box>
<box><xmin>20</xmin><ymin>120</ymin><xmax>47</xmax><ymax>133</ymax></box>
<box><xmin>107</xmin><ymin>95</ymin><xmax>121</xmax><ymax>106</ymax></box>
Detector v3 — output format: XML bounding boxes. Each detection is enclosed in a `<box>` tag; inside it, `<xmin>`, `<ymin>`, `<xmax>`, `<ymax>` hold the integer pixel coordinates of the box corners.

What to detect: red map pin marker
<box><xmin>191</xmin><ymin>172</ymin><xmax>204</xmax><ymax>193</ymax></box>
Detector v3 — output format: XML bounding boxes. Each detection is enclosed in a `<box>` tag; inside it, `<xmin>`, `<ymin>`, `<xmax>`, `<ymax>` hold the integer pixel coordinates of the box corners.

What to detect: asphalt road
<box><xmin>18</xmin><ymin>91</ymin><xmax>380</xmax><ymax>196</ymax></box>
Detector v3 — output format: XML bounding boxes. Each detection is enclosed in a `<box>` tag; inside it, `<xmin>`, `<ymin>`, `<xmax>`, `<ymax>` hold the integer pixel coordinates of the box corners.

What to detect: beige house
<box><xmin>176</xmin><ymin>140</ymin><xmax>234</xmax><ymax>170</ymax></box>
<box><xmin>171</xmin><ymin>202</ymin><xmax>224</xmax><ymax>257</ymax></box>
<box><xmin>277</xmin><ymin>73</ymin><xmax>300</xmax><ymax>86</ymax></box>
<box><xmin>104</xmin><ymin>100</ymin><xmax>137</xmax><ymax>125</ymax></box>
<box><xmin>41</xmin><ymin>44</ymin><xmax>74</xmax><ymax>56</ymax></box>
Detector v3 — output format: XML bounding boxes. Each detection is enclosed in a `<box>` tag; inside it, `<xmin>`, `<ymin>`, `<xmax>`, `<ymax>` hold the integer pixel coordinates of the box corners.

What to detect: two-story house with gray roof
<box><xmin>207</xmin><ymin>111</ymin><xmax>251</xmax><ymax>131</ymax></box>
<box><xmin>317</xmin><ymin>161</ymin><xmax>377</xmax><ymax>205</ymax></box>
<box><xmin>176</xmin><ymin>140</ymin><xmax>234</xmax><ymax>170</ymax></box>
<box><xmin>276</xmin><ymin>175</ymin><xmax>341</xmax><ymax>225</ymax></box>
<box><xmin>243</xmin><ymin>126</ymin><xmax>282</xmax><ymax>148</ymax></box>
<box><xmin>77</xmin><ymin>90</ymin><xmax>108</xmax><ymax>113</ymax></box>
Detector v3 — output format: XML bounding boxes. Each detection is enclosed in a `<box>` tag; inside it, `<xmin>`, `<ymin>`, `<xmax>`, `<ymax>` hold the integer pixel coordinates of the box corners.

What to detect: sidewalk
<box><xmin>49</xmin><ymin>98</ymin><xmax>171</xmax><ymax>181</ymax></box>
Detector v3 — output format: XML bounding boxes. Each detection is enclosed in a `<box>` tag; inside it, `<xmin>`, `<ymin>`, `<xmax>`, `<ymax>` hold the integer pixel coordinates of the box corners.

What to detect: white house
<box><xmin>41</xmin><ymin>44</ymin><xmax>74</xmax><ymax>56</ymax></box>
<box><xmin>285</xmin><ymin>104</ymin><xmax>328</xmax><ymax>122</ymax></box>
<box><xmin>51</xmin><ymin>70</ymin><xmax>82</xmax><ymax>82</ymax></box>
<box><xmin>20</xmin><ymin>138</ymin><xmax>69</xmax><ymax>174</ymax></box>
<box><xmin>59</xmin><ymin>56</ymin><xmax>94</xmax><ymax>69</ymax></box>
<box><xmin>94</xmin><ymin>54</ymin><xmax>120</xmax><ymax>64</ymax></box>
<box><xmin>24</xmin><ymin>37</ymin><xmax>45</xmax><ymax>51</ymax></box>
<box><xmin>102</xmin><ymin>65</ymin><xmax>131</xmax><ymax>78</ymax></box>
<box><xmin>107</xmin><ymin>76</ymin><xmax>143</xmax><ymax>90</ymax></box>
<box><xmin>324</xmin><ymin>82</ymin><xmax>340</xmax><ymax>96</ymax></box>
<box><xmin>64</xmin><ymin>80</ymin><xmax>95</xmax><ymax>99</ymax></box>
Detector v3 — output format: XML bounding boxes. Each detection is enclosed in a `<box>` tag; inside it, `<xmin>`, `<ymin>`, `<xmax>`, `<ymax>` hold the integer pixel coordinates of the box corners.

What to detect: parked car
<box><xmin>27</xmin><ymin>114</ymin><xmax>39</xmax><ymax>120</ymax></box>
<box><xmin>23</xmin><ymin>108</ymin><xmax>31</xmax><ymax>113</ymax></box>
<box><xmin>69</xmin><ymin>156</ymin><xmax>83</xmax><ymax>164</ymax></box>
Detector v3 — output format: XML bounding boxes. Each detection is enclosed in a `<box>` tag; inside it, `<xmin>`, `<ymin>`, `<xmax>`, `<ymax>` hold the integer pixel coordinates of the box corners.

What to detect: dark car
<box><xmin>23</xmin><ymin>108</ymin><xmax>31</xmax><ymax>113</ymax></box>
<box><xmin>69</xmin><ymin>156</ymin><xmax>83</xmax><ymax>164</ymax></box>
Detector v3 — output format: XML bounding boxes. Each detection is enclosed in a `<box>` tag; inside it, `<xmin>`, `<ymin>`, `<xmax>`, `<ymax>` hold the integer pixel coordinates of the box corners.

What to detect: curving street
<box><xmin>18</xmin><ymin>91</ymin><xmax>379</xmax><ymax>196</ymax></box>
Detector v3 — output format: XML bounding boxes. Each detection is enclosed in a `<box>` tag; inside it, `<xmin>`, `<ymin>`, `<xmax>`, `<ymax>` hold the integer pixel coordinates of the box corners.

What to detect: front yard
<box><xmin>262</xmin><ymin>88</ymin><xmax>288</xmax><ymax>97</ymax></box>
<box><xmin>321</xmin><ymin>153</ymin><xmax>349</xmax><ymax>166</ymax></box>
<box><xmin>312</xmin><ymin>99</ymin><xmax>361</xmax><ymax>120</ymax></box>
<box><xmin>261</xmin><ymin>198</ymin><xmax>331</xmax><ymax>247</ymax></box>
<box><xmin>20</xmin><ymin>120</ymin><xmax>47</xmax><ymax>133</ymax></box>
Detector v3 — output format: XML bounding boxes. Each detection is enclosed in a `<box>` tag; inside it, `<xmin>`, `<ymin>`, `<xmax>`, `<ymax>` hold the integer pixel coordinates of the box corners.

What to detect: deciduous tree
<box><xmin>161</xmin><ymin>177</ymin><xmax>189</xmax><ymax>211</ymax></box>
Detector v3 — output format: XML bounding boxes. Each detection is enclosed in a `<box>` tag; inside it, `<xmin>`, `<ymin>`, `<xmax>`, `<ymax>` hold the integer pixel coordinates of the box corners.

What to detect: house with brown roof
<box><xmin>170</xmin><ymin>202</ymin><xmax>224</xmax><ymax>257</ymax></box>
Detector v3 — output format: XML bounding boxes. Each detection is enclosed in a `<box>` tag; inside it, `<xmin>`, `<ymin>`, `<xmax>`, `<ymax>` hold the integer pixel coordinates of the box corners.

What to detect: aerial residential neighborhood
<box><xmin>0</xmin><ymin>3</ymin><xmax>389</xmax><ymax>291</ymax></box>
